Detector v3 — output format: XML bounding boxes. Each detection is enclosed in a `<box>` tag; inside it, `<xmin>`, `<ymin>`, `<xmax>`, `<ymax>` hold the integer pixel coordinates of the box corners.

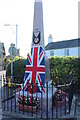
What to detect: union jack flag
<box><xmin>22</xmin><ymin>46</ymin><xmax>45</xmax><ymax>94</ymax></box>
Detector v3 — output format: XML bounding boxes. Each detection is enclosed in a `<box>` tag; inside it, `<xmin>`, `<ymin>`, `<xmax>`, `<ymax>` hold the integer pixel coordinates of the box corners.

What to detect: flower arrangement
<box><xmin>17</xmin><ymin>95</ymin><xmax>40</xmax><ymax>112</ymax></box>
<box><xmin>53</xmin><ymin>89</ymin><xmax>66</xmax><ymax>108</ymax></box>
<box><xmin>17</xmin><ymin>95</ymin><xmax>40</xmax><ymax>107</ymax></box>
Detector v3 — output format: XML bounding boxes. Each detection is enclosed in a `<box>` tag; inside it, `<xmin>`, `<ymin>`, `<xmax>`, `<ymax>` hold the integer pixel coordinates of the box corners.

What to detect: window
<box><xmin>64</xmin><ymin>49</ymin><xmax>69</xmax><ymax>56</ymax></box>
<box><xmin>50</xmin><ymin>50</ymin><xmax>54</xmax><ymax>56</ymax></box>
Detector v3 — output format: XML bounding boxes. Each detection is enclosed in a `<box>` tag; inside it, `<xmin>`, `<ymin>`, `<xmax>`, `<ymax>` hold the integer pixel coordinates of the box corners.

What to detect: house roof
<box><xmin>45</xmin><ymin>38</ymin><xmax>80</xmax><ymax>50</ymax></box>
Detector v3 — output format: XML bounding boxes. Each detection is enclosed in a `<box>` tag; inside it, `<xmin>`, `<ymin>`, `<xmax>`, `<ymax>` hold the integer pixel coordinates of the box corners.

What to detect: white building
<box><xmin>45</xmin><ymin>37</ymin><xmax>80</xmax><ymax>58</ymax></box>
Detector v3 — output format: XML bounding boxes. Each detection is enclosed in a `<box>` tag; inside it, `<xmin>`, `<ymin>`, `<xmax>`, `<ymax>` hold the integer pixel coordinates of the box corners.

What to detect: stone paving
<box><xmin>1</xmin><ymin>95</ymin><xmax>79</xmax><ymax>120</ymax></box>
<box><xmin>3</xmin><ymin>99</ymin><xmax>67</xmax><ymax>118</ymax></box>
<box><xmin>1</xmin><ymin>96</ymin><xmax>74</xmax><ymax>119</ymax></box>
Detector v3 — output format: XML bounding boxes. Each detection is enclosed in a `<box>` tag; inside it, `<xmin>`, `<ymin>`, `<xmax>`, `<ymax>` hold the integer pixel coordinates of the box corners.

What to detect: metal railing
<box><xmin>1</xmin><ymin>74</ymin><xmax>74</xmax><ymax>119</ymax></box>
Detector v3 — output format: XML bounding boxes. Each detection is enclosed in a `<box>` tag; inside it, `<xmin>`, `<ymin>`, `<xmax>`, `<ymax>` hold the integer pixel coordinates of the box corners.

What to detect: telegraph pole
<box><xmin>9</xmin><ymin>43</ymin><xmax>16</xmax><ymax>84</ymax></box>
<box><xmin>16</xmin><ymin>24</ymin><xmax>18</xmax><ymax>56</ymax></box>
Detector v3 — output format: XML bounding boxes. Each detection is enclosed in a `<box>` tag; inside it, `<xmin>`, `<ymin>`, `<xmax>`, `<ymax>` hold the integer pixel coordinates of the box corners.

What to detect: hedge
<box><xmin>49</xmin><ymin>56</ymin><xmax>79</xmax><ymax>90</ymax></box>
<box><xmin>6</xmin><ymin>56</ymin><xmax>80</xmax><ymax>90</ymax></box>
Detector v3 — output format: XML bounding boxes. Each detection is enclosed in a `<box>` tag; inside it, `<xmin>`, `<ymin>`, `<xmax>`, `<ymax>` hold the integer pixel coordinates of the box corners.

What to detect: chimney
<box><xmin>48</xmin><ymin>34</ymin><xmax>53</xmax><ymax>44</ymax></box>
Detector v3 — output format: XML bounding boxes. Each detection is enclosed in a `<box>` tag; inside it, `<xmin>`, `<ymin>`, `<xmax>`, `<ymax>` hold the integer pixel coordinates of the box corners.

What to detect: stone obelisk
<box><xmin>32</xmin><ymin>0</ymin><xmax>51</xmax><ymax>83</ymax></box>
<box><xmin>32</xmin><ymin>0</ymin><xmax>44</xmax><ymax>48</ymax></box>
<box><xmin>16</xmin><ymin>0</ymin><xmax>57</xmax><ymax>99</ymax></box>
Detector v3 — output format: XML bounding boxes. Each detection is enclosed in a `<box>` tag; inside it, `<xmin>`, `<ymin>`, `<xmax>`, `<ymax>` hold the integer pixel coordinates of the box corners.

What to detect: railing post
<box><xmin>32</xmin><ymin>81</ymin><xmax>33</xmax><ymax>116</ymax></box>
<box><xmin>23</xmin><ymin>81</ymin><xmax>24</xmax><ymax>114</ymax></box>
<box><xmin>69</xmin><ymin>81</ymin><xmax>73</xmax><ymax>114</ymax></box>
<box><xmin>36</xmin><ymin>81</ymin><xmax>38</xmax><ymax>117</ymax></box>
<box><xmin>1</xmin><ymin>75</ymin><xmax>2</xmax><ymax>109</ymax></box>
<box><xmin>15</xmin><ymin>77</ymin><xmax>16</xmax><ymax>112</ymax></box>
<box><xmin>7</xmin><ymin>77</ymin><xmax>9</xmax><ymax>111</ymax></box>
<box><xmin>19</xmin><ymin>82</ymin><xmax>20</xmax><ymax>113</ymax></box>
<box><xmin>11</xmin><ymin>76</ymin><xmax>12</xmax><ymax>111</ymax></box>
<box><xmin>46</xmin><ymin>82</ymin><xmax>48</xmax><ymax>119</ymax></box>
<box><xmin>65</xmin><ymin>84</ymin><xmax>66</xmax><ymax>115</ymax></box>
<box><xmin>41</xmin><ymin>84</ymin><xmax>43</xmax><ymax>119</ymax></box>
<box><xmin>0</xmin><ymin>76</ymin><xmax>2</xmax><ymax>120</ymax></box>
<box><xmin>56</xmin><ymin>88</ymin><xmax>58</xmax><ymax>118</ymax></box>
<box><xmin>52</xmin><ymin>80</ymin><xmax>53</xmax><ymax>119</ymax></box>
<box><xmin>60</xmin><ymin>80</ymin><xmax>62</xmax><ymax>117</ymax></box>
<box><xmin>26</xmin><ymin>81</ymin><xmax>28</xmax><ymax>114</ymax></box>
<box><xmin>3</xmin><ymin>75</ymin><xmax>5</xmax><ymax>110</ymax></box>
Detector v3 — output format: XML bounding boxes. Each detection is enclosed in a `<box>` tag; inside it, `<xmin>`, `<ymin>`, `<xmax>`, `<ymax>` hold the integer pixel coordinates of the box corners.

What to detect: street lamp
<box><xmin>4</xmin><ymin>24</ymin><xmax>18</xmax><ymax>56</ymax></box>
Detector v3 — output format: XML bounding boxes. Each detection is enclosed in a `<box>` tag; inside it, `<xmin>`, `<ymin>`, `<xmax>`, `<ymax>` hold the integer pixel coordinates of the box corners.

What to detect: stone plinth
<box><xmin>16</xmin><ymin>81</ymin><xmax>57</xmax><ymax>100</ymax></box>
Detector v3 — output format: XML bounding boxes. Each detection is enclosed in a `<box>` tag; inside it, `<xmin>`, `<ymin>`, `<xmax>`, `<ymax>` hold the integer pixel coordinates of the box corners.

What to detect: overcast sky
<box><xmin>0</xmin><ymin>0</ymin><xmax>79</xmax><ymax>57</ymax></box>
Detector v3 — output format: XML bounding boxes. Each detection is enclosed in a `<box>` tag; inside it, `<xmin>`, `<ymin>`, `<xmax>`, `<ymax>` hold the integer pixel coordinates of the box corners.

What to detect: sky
<box><xmin>0</xmin><ymin>0</ymin><xmax>79</xmax><ymax>58</ymax></box>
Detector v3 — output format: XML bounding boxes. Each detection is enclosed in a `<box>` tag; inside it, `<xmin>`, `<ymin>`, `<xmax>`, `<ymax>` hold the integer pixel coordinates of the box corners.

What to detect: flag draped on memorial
<box><xmin>22</xmin><ymin>46</ymin><xmax>45</xmax><ymax>94</ymax></box>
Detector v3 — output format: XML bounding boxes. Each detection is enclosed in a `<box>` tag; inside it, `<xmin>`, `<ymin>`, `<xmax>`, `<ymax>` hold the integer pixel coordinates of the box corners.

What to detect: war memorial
<box><xmin>0</xmin><ymin>0</ymin><xmax>78</xmax><ymax>119</ymax></box>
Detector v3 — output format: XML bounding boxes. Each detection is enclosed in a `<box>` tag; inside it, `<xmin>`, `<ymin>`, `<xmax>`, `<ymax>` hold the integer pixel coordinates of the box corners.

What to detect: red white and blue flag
<box><xmin>22</xmin><ymin>46</ymin><xmax>45</xmax><ymax>94</ymax></box>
